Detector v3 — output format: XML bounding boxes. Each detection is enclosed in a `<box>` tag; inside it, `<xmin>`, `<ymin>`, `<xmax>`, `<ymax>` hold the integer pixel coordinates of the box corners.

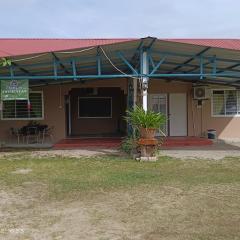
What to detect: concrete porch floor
<box><xmin>52</xmin><ymin>136</ymin><xmax>213</xmax><ymax>149</ymax></box>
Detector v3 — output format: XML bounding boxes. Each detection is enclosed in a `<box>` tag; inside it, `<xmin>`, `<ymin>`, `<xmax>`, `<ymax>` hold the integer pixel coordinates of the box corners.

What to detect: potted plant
<box><xmin>125</xmin><ymin>106</ymin><xmax>166</xmax><ymax>139</ymax></box>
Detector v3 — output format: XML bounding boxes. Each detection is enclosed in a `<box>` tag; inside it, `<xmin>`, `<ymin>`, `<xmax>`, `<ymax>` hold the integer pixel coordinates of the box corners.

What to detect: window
<box><xmin>2</xmin><ymin>92</ymin><xmax>44</xmax><ymax>120</ymax></box>
<box><xmin>78</xmin><ymin>97</ymin><xmax>112</xmax><ymax>118</ymax></box>
<box><xmin>212</xmin><ymin>90</ymin><xmax>240</xmax><ymax>116</ymax></box>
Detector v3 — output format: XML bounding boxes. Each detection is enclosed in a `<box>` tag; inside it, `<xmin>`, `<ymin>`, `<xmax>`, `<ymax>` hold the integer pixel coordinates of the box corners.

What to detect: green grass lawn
<box><xmin>0</xmin><ymin>155</ymin><xmax>240</xmax><ymax>197</ymax></box>
<box><xmin>1</xmin><ymin>154</ymin><xmax>240</xmax><ymax>197</ymax></box>
<box><xmin>0</xmin><ymin>153</ymin><xmax>240</xmax><ymax>239</ymax></box>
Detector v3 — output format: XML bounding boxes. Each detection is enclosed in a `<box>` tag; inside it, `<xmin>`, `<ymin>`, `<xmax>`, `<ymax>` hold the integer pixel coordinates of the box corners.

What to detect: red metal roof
<box><xmin>0</xmin><ymin>38</ymin><xmax>136</xmax><ymax>57</ymax></box>
<box><xmin>1</xmin><ymin>38</ymin><xmax>240</xmax><ymax>58</ymax></box>
<box><xmin>163</xmin><ymin>39</ymin><xmax>240</xmax><ymax>51</ymax></box>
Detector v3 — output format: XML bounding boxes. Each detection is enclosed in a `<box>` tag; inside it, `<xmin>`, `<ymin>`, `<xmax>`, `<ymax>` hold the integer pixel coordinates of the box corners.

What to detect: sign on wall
<box><xmin>0</xmin><ymin>80</ymin><xmax>29</xmax><ymax>100</ymax></box>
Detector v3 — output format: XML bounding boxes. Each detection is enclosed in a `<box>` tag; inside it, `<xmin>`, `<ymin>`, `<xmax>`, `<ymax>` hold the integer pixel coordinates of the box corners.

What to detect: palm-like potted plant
<box><xmin>125</xmin><ymin>106</ymin><xmax>166</xmax><ymax>139</ymax></box>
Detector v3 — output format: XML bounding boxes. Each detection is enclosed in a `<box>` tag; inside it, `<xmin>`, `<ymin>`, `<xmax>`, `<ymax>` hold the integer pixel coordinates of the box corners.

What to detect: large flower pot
<box><xmin>137</xmin><ymin>138</ymin><xmax>158</xmax><ymax>161</ymax></box>
<box><xmin>140</xmin><ymin>128</ymin><xmax>156</xmax><ymax>139</ymax></box>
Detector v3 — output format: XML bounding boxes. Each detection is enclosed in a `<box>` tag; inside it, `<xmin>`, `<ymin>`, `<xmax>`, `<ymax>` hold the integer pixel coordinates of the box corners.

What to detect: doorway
<box><xmin>148</xmin><ymin>94</ymin><xmax>168</xmax><ymax>136</ymax></box>
<box><xmin>149</xmin><ymin>93</ymin><xmax>187</xmax><ymax>136</ymax></box>
<box><xmin>169</xmin><ymin>93</ymin><xmax>187</xmax><ymax>136</ymax></box>
<box><xmin>67</xmin><ymin>87</ymin><xmax>126</xmax><ymax>137</ymax></box>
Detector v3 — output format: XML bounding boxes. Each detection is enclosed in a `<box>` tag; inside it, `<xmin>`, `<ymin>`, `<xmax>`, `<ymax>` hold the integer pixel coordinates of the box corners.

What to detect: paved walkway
<box><xmin>1</xmin><ymin>141</ymin><xmax>240</xmax><ymax>160</ymax></box>
<box><xmin>160</xmin><ymin>141</ymin><xmax>240</xmax><ymax>160</ymax></box>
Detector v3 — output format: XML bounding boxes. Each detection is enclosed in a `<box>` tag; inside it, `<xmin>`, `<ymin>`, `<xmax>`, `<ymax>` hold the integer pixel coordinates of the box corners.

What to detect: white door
<box><xmin>169</xmin><ymin>93</ymin><xmax>187</xmax><ymax>136</ymax></box>
<box><xmin>148</xmin><ymin>94</ymin><xmax>168</xmax><ymax>136</ymax></box>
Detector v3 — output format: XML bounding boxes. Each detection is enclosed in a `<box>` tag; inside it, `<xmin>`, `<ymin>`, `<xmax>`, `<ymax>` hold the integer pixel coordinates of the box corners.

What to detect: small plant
<box><xmin>120</xmin><ymin>137</ymin><xmax>138</xmax><ymax>154</ymax></box>
<box><xmin>125</xmin><ymin>106</ymin><xmax>166</xmax><ymax>130</ymax></box>
<box><xmin>0</xmin><ymin>58</ymin><xmax>11</xmax><ymax>67</ymax></box>
<box><xmin>124</xmin><ymin>107</ymin><xmax>166</xmax><ymax>159</ymax></box>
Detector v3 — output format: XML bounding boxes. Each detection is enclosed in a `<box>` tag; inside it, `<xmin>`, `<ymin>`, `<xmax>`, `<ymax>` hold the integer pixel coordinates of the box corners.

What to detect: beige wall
<box><xmin>149</xmin><ymin>80</ymin><xmax>240</xmax><ymax>141</ymax></box>
<box><xmin>190</xmin><ymin>98</ymin><xmax>240</xmax><ymax>141</ymax></box>
<box><xmin>0</xmin><ymin>79</ymin><xmax>128</xmax><ymax>143</ymax></box>
<box><xmin>70</xmin><ymin>87</ymin><xmax>126</xmax><ymax>135</ymax></box>
<box><xmin>0</xmin><ymin>85</ymin><xmax>66</xmax><ymax>143</ymax></box>
<box><xmin>1</xmin><ymin>78</ymin><xmax>240</xmax><ymax>143</ymax></box>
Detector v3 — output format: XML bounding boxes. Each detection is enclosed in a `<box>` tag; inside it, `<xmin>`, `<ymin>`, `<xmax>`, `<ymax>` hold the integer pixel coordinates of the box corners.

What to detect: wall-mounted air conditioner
<box><xmin>193</xmin><ymin>86</ymin><xmax>210</xmax><ymax>100</ymax></box>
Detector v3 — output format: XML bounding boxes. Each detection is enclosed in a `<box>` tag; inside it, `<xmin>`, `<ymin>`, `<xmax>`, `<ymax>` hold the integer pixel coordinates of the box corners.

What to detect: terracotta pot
<box><xmin>140</xmin><ymin>128</ymin><xmax>156</xmax><ymax>139</ymax></box>
<box><xmin>138</xmin><ymin>138</ymin><xmax>158</xmax><ymax>146</ymax></box>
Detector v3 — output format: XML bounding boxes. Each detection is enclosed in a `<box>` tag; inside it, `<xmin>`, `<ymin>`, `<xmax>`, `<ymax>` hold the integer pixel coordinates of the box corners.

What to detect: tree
<box><xmin>0</xmin><ymin>58</ymin><xmax>11</xmax><ymax>67</ymax></box>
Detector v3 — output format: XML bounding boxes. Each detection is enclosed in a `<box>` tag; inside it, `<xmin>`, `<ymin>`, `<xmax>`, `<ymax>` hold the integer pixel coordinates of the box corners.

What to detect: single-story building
<box><xmin>1</xmin><ymin>37</ymin><xmax>240</xmax><ymax>145</ymax></box>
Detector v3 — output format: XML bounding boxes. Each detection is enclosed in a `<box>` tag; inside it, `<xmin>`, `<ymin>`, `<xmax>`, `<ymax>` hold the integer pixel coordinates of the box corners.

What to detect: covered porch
<box><xmin>1</xmin><ymin>37</ymin><xmax>240</xmax><ymax>147</ymax></box>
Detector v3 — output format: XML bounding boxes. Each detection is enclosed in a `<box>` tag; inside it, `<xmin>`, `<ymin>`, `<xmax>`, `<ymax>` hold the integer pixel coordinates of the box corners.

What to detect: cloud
<box><xmin>0</xmin><ymin>0</ymin><xmax>239</xmax><ymax>38</ymax></box>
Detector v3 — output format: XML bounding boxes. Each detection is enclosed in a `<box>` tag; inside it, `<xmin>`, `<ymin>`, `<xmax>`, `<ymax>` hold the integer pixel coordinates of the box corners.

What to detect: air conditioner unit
<box><xmin>193</xmin><ymin>86</ymin><xmax>210</xmax><ymax>100</ymax></box>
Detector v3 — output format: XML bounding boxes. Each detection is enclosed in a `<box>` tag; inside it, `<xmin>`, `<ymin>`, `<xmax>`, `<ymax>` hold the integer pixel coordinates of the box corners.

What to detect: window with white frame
<box><xmin>212</xmin><ymin>89</ymin><xmax>240</xmax><ymax>116</ymax></box>
<box><xmin>1</xmin><ymin>92</ymin><xmax>44</xmax><ymax>120</ymax></box>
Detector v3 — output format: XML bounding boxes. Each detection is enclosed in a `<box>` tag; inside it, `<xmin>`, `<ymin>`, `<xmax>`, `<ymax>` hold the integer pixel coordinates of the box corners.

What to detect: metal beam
<box><xmin>53</xmin><ymin>57</ymin><xmax>58</xmax><ymax>79</ymax></box>
<box><xmin>71</xmin><ymin>59</ymin><xmax>77</xmax><ymax>80</ymax></box>
<box><xmin>117</xmin><ymin>51</ymin><xmax>138</xmax><ymax>74</ymax></box>
<box><xmin>11</xmin><ymin>62</ymin><xmax>32</xmax><ymax>75</ymax></box>
<box><xmin>1</xmin><ymin>72</ymin><xmax>240</xmax><ymax>80</ymax></box>
<box><xmin>217</xmin><ymin>63</ymin><xmax>240</xmax><ymax>74</ymax></box>
<box><xmin>97</xmin><ymin>47</ymin><xmax>101</xmax><ymax>76</ymax></box>
<box><xmin>9</xmin><ymin>65</ymin><xmax>14</xmax><ymax>79</ymax></box>
<box><xmin>200</xmin><ymin>55</ymin><xmax>204</xmax><ymax>79</ymax></box>
<box><xmin>52</xmin><ymin>52</ymin><xmax>71</xmax><ymax>74</ymax></box>
<box><xmin>130</xmin><ymin>38</ymin><xmax>145</xmax><ymax>69</ymax></box>
<box><xmin>150</xmin><ymin>55</ymin><xmax>167</xmax><ymax>74</ymax></box>
<box><xmin>148</xmin><ymin>54</ymin><xmax>155</xmax><ymax>69</ymax></box>
<box><xmin>27</xmin><ymin>75</ymin><xmax>240</xmax><ymax>88</ymax></box>
<box><xmin>163</xmin><ymin>77</ymin><xmax>240</xmax><ymax>88</ymax></box>
<box><xmin>147</xmin><ymin>37</ymin><xmax>157</xmax><ymax>49</ymax></box>
<box><xmin>184</xmin><ymin>55</ymin><xmax>215</xmax><ymax>74</ymax></box>
<box><xmin>167</xmin><ymin>47</ymin><xmax>211</xmax><ymax>73</ymax></box>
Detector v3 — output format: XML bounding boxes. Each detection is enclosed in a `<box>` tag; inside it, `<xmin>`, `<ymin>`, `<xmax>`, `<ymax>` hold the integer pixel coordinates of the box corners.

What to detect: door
<box><xmin>148</xmin><ymin>94</ymin><xmax>168</xmax><ymax>136</ymax></box>
<box><xmin>169</xmin><ymin>93</ymin><xmax>187</xmax><ymax>136</ymax></box>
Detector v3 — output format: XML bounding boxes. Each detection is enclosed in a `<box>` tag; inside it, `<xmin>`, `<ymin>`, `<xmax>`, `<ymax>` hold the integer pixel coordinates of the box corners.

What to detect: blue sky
<box><xmin>0</xmin><ymin>0</ymin><xmax>239</xmax><ymax>38</ymax></box>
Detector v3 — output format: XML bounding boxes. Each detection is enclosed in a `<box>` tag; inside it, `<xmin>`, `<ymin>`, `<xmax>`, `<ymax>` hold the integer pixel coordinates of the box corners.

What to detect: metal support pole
<box><xmin>133</xmin><ymin>78</ymin><xmax>137</xmax><ymax>108</ymax></box>
<box><xmin>97</xmin><ymin>47</ymin><xmax>101</xmax><ymax>76</ymax></box>
<box><xmin>71</xmin><ymin>59</ymin><xmax>77</xmax><ymax>81</ymax></box>
<box><xmin>9</xmin><ymin>65</ymin><xmax>14</xmax><ymax>80</ymax></box>
<box><xmin>142</xmin><ymin>50</ymin><xmax>149</xmax><ymax>112</ymax></box>
<box><xmin>53</xmin><ymin>58</ymin><xmax>58</xmax><ymax>79</ymax></box>
<box><xmin>212</xmin><ymin>56</ymin><xmax>217</xmax><ymax>75</ymax></box>
<box><xmin>127</xmin><ymin>78</ymin><xmax>134</xmax><ymax>136</ymax></box>
<box><xmin>200</xmin><ymin>55</ymin><xmax>204</xmax><ymax>80</ymax></box>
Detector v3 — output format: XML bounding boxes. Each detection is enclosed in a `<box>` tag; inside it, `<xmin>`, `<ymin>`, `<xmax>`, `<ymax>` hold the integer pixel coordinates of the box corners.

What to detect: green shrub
<box><xmin>125</xmin><ymin>106</ymin><xmax>166</xmax><ymax>130</ymax></box>
<box><xmin>120</xmin><ymin>137</ymin><xmax>138</xmax><ymax>154</ymax></box>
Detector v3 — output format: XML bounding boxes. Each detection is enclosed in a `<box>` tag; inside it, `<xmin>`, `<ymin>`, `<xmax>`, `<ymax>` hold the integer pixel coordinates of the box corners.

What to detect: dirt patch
<box><xmin>0</xmin><ymin>148</ymin><xmax>120</xmax><ymax>160</ymax></box>
<box><xmin>0</xmin><ymin>184</ymin><xmax>239</xmax><ymax>240</ymax></box>
<box><xmin>11</xmin><ymin>168</ymin><xmax>32</xmax><ymax>174</ymax></box>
